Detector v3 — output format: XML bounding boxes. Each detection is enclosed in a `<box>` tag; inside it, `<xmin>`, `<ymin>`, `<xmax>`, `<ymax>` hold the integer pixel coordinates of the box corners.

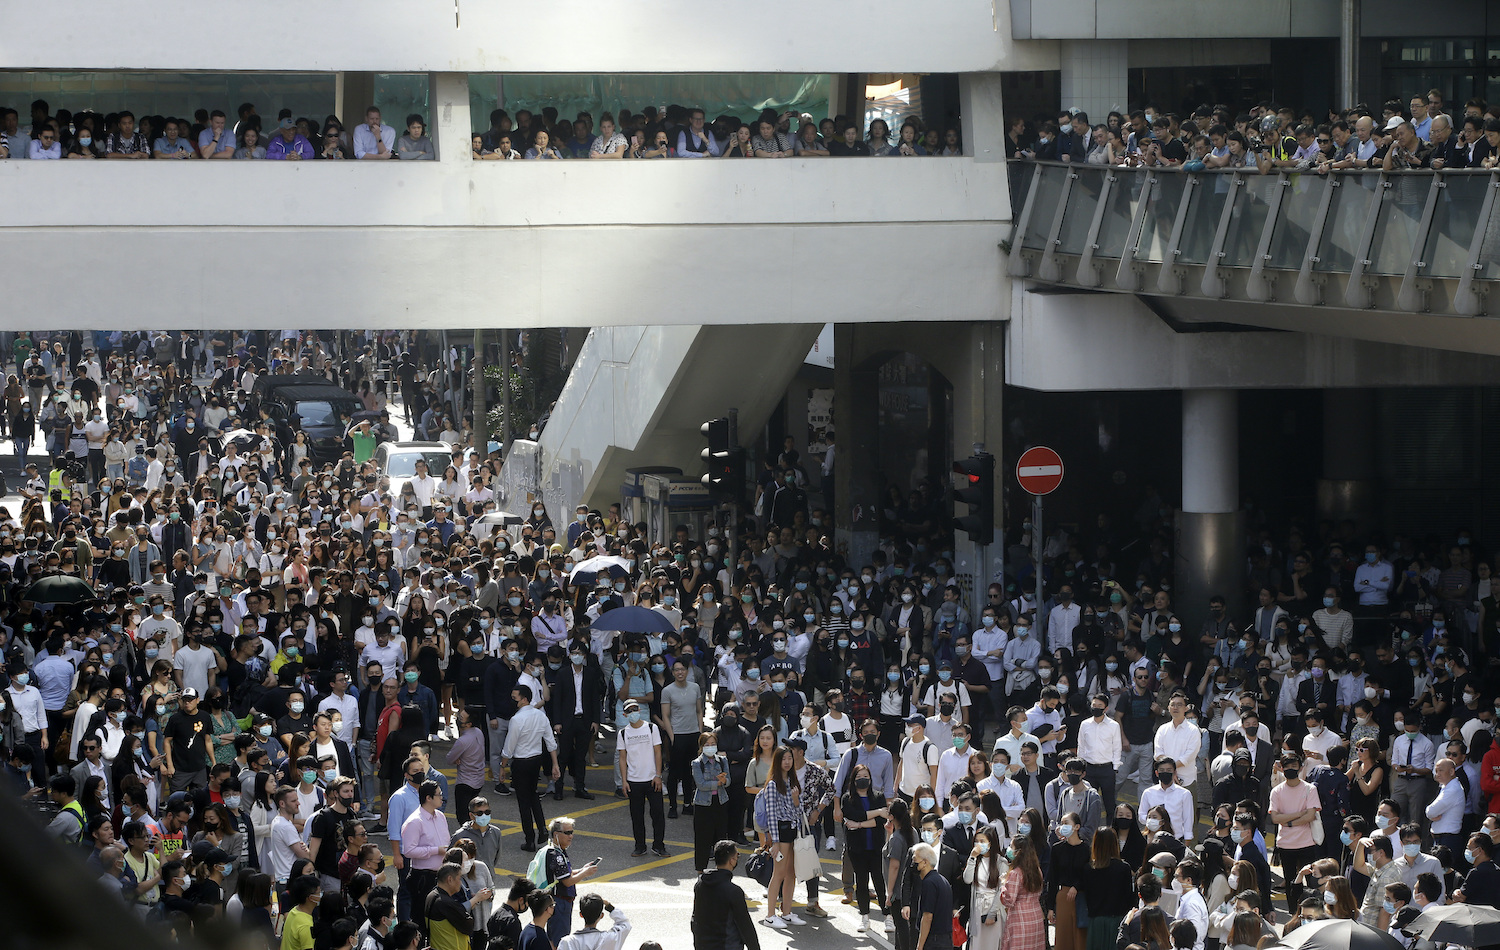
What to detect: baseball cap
<box><xmin>905</xmin><ymin>713</ymin><xmax>926</xmax><ymax>725</ymax></box>
<box><xmin>279</xmin><ymin>117</ymin><xmax>295</xmax><ymax>130</ymax></box>
<box><xmin>181</xmin><ymin>687</ymin><xmax>200</xmax><ymax>700</ymax></box>
<box><xmin>1384</xmin><ymin>116</ymin><xmax>1403</xmax><ymax>131</ymax></box>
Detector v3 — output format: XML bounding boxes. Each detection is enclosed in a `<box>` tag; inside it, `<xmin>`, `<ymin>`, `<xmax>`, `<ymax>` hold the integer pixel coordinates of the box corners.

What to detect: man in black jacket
<box><xmin>548</xmin><ymin>643</ymin><xmax>603</xmax><ymax>801</ymax></box>
<box><xmin>692</xmin><ymin>840</ymin><xmax>761</xmax><ymax>950</ymax></box>
<box><xmin>715</xmin><ymin>703</ymin><xmax>752</xmax><ymax>845</ymax></box>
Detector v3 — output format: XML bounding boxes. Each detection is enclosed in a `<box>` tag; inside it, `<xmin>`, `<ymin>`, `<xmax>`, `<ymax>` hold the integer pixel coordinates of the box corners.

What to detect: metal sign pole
<box><xmin>1033</xmin><ymin>494</ymin><xmax>1044</xmax><ymax>622</ymax></box>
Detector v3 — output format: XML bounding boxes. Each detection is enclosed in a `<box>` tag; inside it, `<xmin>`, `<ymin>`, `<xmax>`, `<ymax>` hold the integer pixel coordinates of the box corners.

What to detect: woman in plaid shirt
<box><xmin>760</xmin><ymin>746</ymin><xmax>804</xmax><ymax>930</ymax></box>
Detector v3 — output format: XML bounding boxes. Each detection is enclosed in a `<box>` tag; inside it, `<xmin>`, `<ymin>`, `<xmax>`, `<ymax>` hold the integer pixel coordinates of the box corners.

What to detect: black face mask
<box><xmin>862</xmin><ymin>734</ymin><xmax>878</xmax><ymax>747</ymax></box>
<box><xmin>1092</xmin><ymin>707</ymin><xmax>1106</xmax><ymax>718</ymax></box>
<box><xmin>940</xmin><ymin>703</ymin><xmax>956</xmax><ymax>716</ymax></box>
<box><xmin>1283</xmin><ymin>768</ymin><xmax>1299</xmax><ymax>781</ymax></box>
<box><xmin>1066</xmin><ymin>772</ymin><xmax>1083</xmax><ymax>785</ymax></box>
<box><xmin>1157</xmin><ymin>772</ymin><xmax>1174</xmax><ymax>786</ymax></box>
<box><xmin>854</xmin><ymin>777</ymin><xmax>871</xmax><ymax>790</ymax></box>
<box><xmin>1113</xmin><ymin>816</ymin><xmax>1134</xmax><ymax>831</ymax></box>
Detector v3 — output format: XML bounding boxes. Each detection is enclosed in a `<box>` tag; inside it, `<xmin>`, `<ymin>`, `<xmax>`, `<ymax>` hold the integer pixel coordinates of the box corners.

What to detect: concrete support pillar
<box><xmin>335</xmin><ymin>72</ymin><xmax>376</xmax><ymax>127</ymax></box>
<box><xmin>1176</xmin><ymin>390</ymin><xmax>1245</xmax><ymax>632</ymax></box>
<box><xmin>428</xmin><ymin>72</ymin><xmax>472</xmax><ymax>163</ymax></box>
<box><xmin>1318</xmin><ymin>388</ymin><xmax>1378</xmax><ymax>530</ymax></box>
<box><xmin>833</xmin><ymin>324</ymin><xmax>880</xmax><ymax>569</ymax></box>
<box><xmin>958</xmin><ymin>73</ymin><xmax>1006</xmax><ymax>163</ymax></box>
<box><xmin>1059</xmin><ymin>40</ymin><xmax>1128</xmax><ymax>126</ymax></box>
<box><xmin>950</xmin><ymin>322</ymin><xmax>1006</xmax><ymax>592</ymax></box>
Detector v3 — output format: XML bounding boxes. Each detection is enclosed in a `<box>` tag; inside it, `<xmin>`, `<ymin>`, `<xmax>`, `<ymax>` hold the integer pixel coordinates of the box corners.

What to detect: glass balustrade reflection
<box><xmin>1136</xmin><ymin>175</ymin><xmax>1186</xmax><ymax>263</ymax></box>
<box><xmin>1021</xmin><ymin>165</ymin><xmax>1068</xmax><ymax>250</ymax></box>
<box><xmin>1422</xmin><ymin>174</ymin><xmax>1489</xmax><ymax>278</ymax></box>
<box><xmin>1055</xmin><ymin>167</ymin><xmax>1107</xmax><ymax>255</ymax></box>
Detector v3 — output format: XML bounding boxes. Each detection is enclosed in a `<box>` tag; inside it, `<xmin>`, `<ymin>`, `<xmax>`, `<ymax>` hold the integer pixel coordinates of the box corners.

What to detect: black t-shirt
<box><xmin>829</xmin><ymin>141</ymin><xmax>871</xmax><ymax>157</ymax></box>
<box><xmin>276</xmin><ymin>712</ymin><xmax>312</xmax><ymax>739</ymax></box>
<box><xmin>163</xmin><ymin>709</ymin><xmax>212</xmax><ymax>771</ymax></box>
<box><xmin>71</xmin><ymin>376</ymin><xmax>100</xmax><ymax>405</ymax></box>
<box><xmin>916</xmin><ymin>870</ymin><xmax>954</xmax><ymax>948</ymax></box>
<box><xmin>1160</xmin><ymin>138</ymin><xmax>1188</xmax><ymax>164</ymax></box>
<box><xmin>309</xmin><ymin>806</ymin><xmax>351</xmax><ymax>875</ymax></box>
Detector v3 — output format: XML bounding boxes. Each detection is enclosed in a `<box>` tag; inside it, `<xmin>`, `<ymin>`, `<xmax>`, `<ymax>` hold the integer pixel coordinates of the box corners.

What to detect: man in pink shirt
<box><xmin>1269</xmin><ymin>753</ymin><xmax>1322</xmax><ymax>916</ymax></box>
<box><xmin>400</xmin><ymin>780</ymin><xmax>450</xmax><ymax>921</ymax></box>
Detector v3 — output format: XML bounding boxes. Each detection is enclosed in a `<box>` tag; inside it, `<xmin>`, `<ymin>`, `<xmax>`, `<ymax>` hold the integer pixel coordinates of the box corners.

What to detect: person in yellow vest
<box><xmin>48</xmin><ymin>456</ymin><xmax>72</xmax><ymax>503</ymax></box>
<box><xmin>46</xmin><ymin>772</ymin><xmax>87</xmax><ymax>842</ymax></box>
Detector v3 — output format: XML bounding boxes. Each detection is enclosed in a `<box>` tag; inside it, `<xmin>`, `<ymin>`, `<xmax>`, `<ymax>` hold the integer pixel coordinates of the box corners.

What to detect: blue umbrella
<box><xmin>590</xmin><ymin>605</ymin><xmax>676</xmax><ymax>635</ymax></box>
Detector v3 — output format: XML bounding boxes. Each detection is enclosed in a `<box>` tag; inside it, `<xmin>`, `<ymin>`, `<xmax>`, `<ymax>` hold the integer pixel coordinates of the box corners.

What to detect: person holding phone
<box><xmin>543</xmin><ymin>816</ymin><xmax>600</xmax><ymax>946</ymax></box>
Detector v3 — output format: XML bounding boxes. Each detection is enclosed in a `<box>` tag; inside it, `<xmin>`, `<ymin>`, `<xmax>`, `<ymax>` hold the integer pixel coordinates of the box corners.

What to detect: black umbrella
<box><xmin>1277</xmin><ymin>919</ymin><xmax>1406</xmax><ymax>950</ymax></box>
<box><xmin>19</xmin><ymin>574</ymin><xmax>96</xmax><ymax>608</ymax></box>
<box><xmin>590</xmin><ymin>605</ymin><xmax>676</xmax><ymax>635</ymax></box>
<box><xmin>1400</xmin><ymin>901</ymin><xmax>1500</xmax><ymax>946</ymax></box>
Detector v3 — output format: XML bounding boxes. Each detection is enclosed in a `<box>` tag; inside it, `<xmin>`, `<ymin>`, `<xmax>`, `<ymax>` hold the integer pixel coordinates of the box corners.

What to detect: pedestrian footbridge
<box><xmin>1007</xmin><ymin>160</ymin><xmax>1500</xmax><ymax>317</ymax></box>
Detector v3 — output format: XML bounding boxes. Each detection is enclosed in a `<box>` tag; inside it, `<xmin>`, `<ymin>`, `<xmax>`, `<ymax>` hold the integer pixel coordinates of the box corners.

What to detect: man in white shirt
<box><xmin>1154</xmin><ymin>692</ymin><xmax>1202</xmax><ymax>787</ymax></box>
<box><xmin>991</xmin><ymin>707</ymin><xmax>1040</xmax><ymax>778</ymax></box>
<box><xmin>1426</xmin><ymin>757</ymin><xmax>1467</xmax><ymax>857</ymax></box>
<box><xmin>171</xmin><ymin>629</ymin><xmax>222</xmax><ymax>696</ymax></box>
<box><xmin>317</xmin><ymin>670</ymin><xmax>361</xmax><ymax>746</ymax></box>
<box><xmin>353</xmin><ymin>106</ymin><xmax>396</xmax><ymax>160</ymax></box>
<box><xmin>1390</xmin><ymin>721</ymin><xmax>1437</xmax><ymax>840</ymax></box>
<box><xmin>1139</xmin><ymin>756</ymin><xmax>1196</xmax><ymax>842</ymax></box>
<box><xmin>1078</xmin><ymin>693</ymin><xmax>1123</xmax><ymax>816</ymax></box>
<box><xmin>615</xmin><ymin>700</ymin><xmax>666</xmax><ymax>857</ymax></box>
<box><xmin>500</xmin><ymin>682</ymin><xmax>560</xmax><ymax>851</ymax></box>
<box><xmin>934</xmin><ymin>723</ymin><xmax>975</xmax><ymax>807</ymax></box>
<box><xmin>896</xmin><ymin>714</ymin><xmax>940</xmax><ymax>796</ymax></box>
<box><xmin>1300</xmin><ymin>709</ymin><xmax>1341</xmax><ymax>766</ymax></box>
<box><xmin>1046</xmin><ymin>586</ymin><xmax>1081</xmax><ymax>654</ymax></box>
<box><xmin>1174</xmin><ymin>861</ymin><xmax>1209</xmax><ymax>950</ymax></box>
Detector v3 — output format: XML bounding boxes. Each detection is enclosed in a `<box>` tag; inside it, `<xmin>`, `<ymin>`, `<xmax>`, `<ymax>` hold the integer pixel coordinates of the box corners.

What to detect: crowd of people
<box><xmin>0</xmin><ymin>97</ymin><xmax>965</xmax><ymax>164</ymax></box>
<box><xmin>2</xmin><ymin>323</ymin><xmax>1500</xmax><ymax>950</ymax></box>
<box><xmin>0</xmin><ymin>101</ymin><xmax>433</xmax><ymax>161</ymax></box>
<box><xmin>1009</xmin><ymin>88</ymin><xmax>1500</xmax><ymax>172</ymax></box>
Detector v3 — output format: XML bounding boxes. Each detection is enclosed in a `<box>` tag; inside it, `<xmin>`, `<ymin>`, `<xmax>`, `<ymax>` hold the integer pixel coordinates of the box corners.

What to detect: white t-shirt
<box><xmin>899</xmin><ymin>736</ymin><xmax>939</xmax><ymax>795</ymax></box>
<box><xmin>619</xmin><ymin>723</ymin><xmax>661</xmax><ymax>783</ymax></box>
<box><xmin>267</xmin><ymin>814</ymin><xmax>301</xmax><ymax>882</ymax></box>
<box><xmin>172</xmin><ymin>644</ymin><xmax>218</xmax><ymax>695</ymax></box>
<box><xmin>1301</xmin><ymin>726</ymin><xmax>1340</xmax><ymax>765</ymax></box>
<box><xmin>821</xmin><ymin>712</ymin><xmax>854</xmax><ymax>753</ymax></box>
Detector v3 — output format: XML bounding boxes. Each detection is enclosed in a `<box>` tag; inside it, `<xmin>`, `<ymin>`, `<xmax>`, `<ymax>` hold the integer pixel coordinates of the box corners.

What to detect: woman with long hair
<box><xmin>1321</xmin><ymin>874</ymin><xmax>1359</xmax><ymax>920</ymax></box>
<box><xmin>1081</xmin><ymin>827</ymin><xmax>1135</xmax><ymax>950</ymax></box>
<box><xmin>1113</xmin><ymin>802</ymin><xmax>1149</xmax><ymax>871</ymax></box>
<box><xmin>744</xmin><ymin>724</ymin><xmax>777</xmax><ymax>837</ymax></box>
<box><xmin>965</xmin><ymin>824</ymin><xmax>1007</xmax><ymax>950</ymax></box>
<box><xmin>1000</xmin><ymin>833</ymin><xmax>1046</xmax><ymax>950</ymax></box>
<box><xmin>1047</xmin><ymin>811</ymin><xmax>1089</xmax><ymax>950</ymax></box>
<box><xmin>840</xmin><ymin>761</ymin><xmax>890</xmax><ymax>932</ymax></box>
<box><xmin>885</xmin><ymin>797</ymin><xmax>916</xmax><ymax>948</ymax></box>
<box><xmin>760</xmin><ymin>745</ymin><xmax>802</xmax><ymax>930</ymax></box>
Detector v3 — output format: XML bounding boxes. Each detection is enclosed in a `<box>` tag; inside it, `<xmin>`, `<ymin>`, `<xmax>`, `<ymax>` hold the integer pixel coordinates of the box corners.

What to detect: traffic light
<box><xmin>953</xmin><ymin>452</ymin><xmax>996</xmax><ymax>542</ymax></box>
<box><xmin>701</xmin><ymin>417</ymin><xmax>744</xmax><ymax>501</ymax></box>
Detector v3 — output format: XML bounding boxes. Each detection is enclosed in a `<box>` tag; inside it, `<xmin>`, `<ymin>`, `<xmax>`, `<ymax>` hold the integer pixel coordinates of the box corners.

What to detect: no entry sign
<box><xmin>1016</xmin><ymin>446</ymin><xmax>1064</xmax><ymax>495</ymax></box>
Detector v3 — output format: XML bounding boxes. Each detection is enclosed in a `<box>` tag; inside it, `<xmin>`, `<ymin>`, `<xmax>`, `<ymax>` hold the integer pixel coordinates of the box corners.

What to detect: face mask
<box><xmin>15</xmin><ymin>673</ymin><xmax>29</xmax><ymax>686</ymax></box>
<box><xmin>1365</xmin><ymin>686</ymin><xmax>1378</xmax><ymax>700</ymax></box>
<box><xmin>1321</xmin><ymin>890</ymin><xmax>1336</xmax><ymax>905</ymax></box>
<box><xmin>224</xmin><ymin>795</ymin><xmax>241</xmax><ymax>810</ymax></box>
<box><xmin>901</xmin><ymin>593</ymin><xmax>914</xmax><ymax>604</ymax></box>
<box><xmin>290</xmin><ymin>701</ymin><xmax>304</xmax><ymax>714</ymax></box>
<box><xmin>957</xmin><ymin>810</ymin><xmax>973</xmax><ymax>825</ymax></box>
<box><xmin>851</xmin><ymin>621</ymin><xmax>865</xmax><ymax>631</ymax></box>
<box><xmin>771</xmin><ymin>681</ymin><xmax>786</xmax><ymax>693</ymax></box>
<box><xmin>938</xmin><ymin>671</ymin><xmax>953</xmax><ymax>683</ymax></box>
<box><xmin>627</xmin><ymin>711</ymin><xmax>643</xmax><ymax>724</ymax></box>
<box><xmin>921</xmin><ymin>830</ymin><xmax>937</xmax><ymax>844</ymax></box>
<box><xmin>302</xmin><ymin>770</ymin><xmax>318</xmax><ymax>785</ymax></box>
<box><xmin>259</xmin><ymin>725</ymin><xmax>273</xmax><ymax>738</ymax></box>
<box><xmin>1168</xmin><ymin>622</ymin><xmax>1181</xmax><ymax>633</ymax></box>
<box><xmin>746</xmin><ymin>669</ymin><xmax>761</xmax><ymax>680</ymax></box>
<box><xmin>1376</xmin><ymin>815</ymin><xmax>1391</xmax><ymax>829</ymax></box>
<box><xmin>1151</xmin><ymin>867</ymin><xmax>1166</xmax><ymax>881</ymax></box>
<box><xmin>919</xmin><ymin>797</ymin><xmax>936</xmax><ymax>811</ymax></box>
<box><xmin>1403</xmin><ymin>843</ymin><xmax>1421</xmax><ymax>858</ymax></box>
<box><xmin>1383</xmin><ymin>899</ymin><xmax>1396</xmax><ymax>915</ymax></box>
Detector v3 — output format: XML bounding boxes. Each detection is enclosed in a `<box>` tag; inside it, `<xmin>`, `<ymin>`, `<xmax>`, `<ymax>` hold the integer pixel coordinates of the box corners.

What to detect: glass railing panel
<box><xmin>1422</xmin><ymin>174</ymin><xmax>1489</xmax><ymax>278</ymax></box>
<box><xmin>1267</xmin><ymin>172</ymin><xmax>1325</xmax><ymax>270</ymax></box>
<box><xmin>1175</xmin><ymin>173</ymin><xmax>1227</xmax><ymax>265</ymax></box>
<box><xmin>1055</xmin><ymin>166</ymin><xmax>1107</xmax><ymax>256</ymax></box>
<box><xmin>1313</xmin><ymin>175</ymin><xmax>1378</xmax><ymax>273</ymax></box>
<box><xmin>1095</xmin><ymin>171</ymin><xmax>1145</xmax><ymax>259</ymax></box>
<box><xmin>1220</xmin><ymin>173</ymin><xmax>1281</xmax><ymax>267</ymax></box>
<box><xmin>1020</xmin><ymin>164</ymin><xmax>1069</xmax><ymax>250</ymax></box>
<box><xmin>1368</xmin><ymin>175</ymin><xmax>1432</xmax><ymax>275</ymax></box>
<box><xmin>1135</xmin><ymin>175</ymin><xmax>1186</xmax><ymax>263</ymax></box>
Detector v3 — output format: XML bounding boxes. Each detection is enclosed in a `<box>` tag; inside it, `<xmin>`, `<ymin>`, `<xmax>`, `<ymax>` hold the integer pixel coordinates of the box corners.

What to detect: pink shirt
<box><xmin>400</xmin><ymin>806</ymin><xmax>450</xmax><ymax>870</ymax></box>
<box><xmin>1269</xmin><ymin>779</ymin><xmax>1321</xmax><ymax>850</ymax></box>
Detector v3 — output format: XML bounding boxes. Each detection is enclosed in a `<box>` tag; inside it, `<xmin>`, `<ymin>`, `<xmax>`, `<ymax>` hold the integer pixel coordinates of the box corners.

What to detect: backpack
<box><xmin>752</xmin><ymin>786</ymin><xmax>770</xmax><ymax>833</ymax></box>
<box><xmin>527</xmin><ymin>845</ymin><xmax>557</xmax><ymax>890</ymax></box>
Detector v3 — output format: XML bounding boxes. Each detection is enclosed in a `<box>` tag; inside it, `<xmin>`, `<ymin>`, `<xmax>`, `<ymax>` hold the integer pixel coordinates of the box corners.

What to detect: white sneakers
<box><xmin>884</xmin><ymin>917</ymin><xmax>897</xmax><ymax>934</ymax></box>
<box><xmin>762</xmin><ymin>916</ymin><xmax>787</xmax><ymax>930</ymax></box>
<box><xmin>783</xmin><ymin>913</ymin><xmax>807</xmax><ymax>926</ymax></box>
<box><xmin>826</xmin><ymin>835</ymin><xmax>837</xmax><ymax>850</ymax></box>
<box><xmin>858</xmin><ymin>916</ymin><xmax>870</xmax><ymax>933</ymax></box>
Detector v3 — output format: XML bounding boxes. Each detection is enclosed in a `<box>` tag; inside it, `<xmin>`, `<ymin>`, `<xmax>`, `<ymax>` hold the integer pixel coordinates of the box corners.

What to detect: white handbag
<box><xmin>793</xmin><ymin>818</ymin><xmax>821</xmax><ymax>881</ymax></box>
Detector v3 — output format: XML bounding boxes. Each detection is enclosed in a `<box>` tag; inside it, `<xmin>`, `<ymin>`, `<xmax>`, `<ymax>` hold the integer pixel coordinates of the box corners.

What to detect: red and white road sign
<box><xmin>1016</xmin><ymin>446</ymin><xmax>1064</xmax><ymax>495</ymax></box>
